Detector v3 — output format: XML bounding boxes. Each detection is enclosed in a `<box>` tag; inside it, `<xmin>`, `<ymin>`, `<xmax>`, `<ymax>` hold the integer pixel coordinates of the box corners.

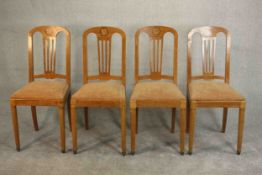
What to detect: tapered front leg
<box><xmin>221</xmin><ymin>108</ymin><xmax>228</xmax><ymax>133</ymax></box>
<box><xmin>71</xmin><ymin>106</ymin><xmax>77</xmax><ymax>154</ymax></box>
<box><xmin>31</xmin><ymin>106</ymin><xmax>39</xmax><ymax>131</ymax></box>
<box><xmin>186</xmin><ymin>99</ymin><xmax>190</xmax><ymax>133</ymax></box>
<box><xmin>58</xmin><ymin>106</ymin><xmax>66</xmax><ymax>153</ymax></box>
<box><xmin>11</xmin><ymin>104</ymin><xmax>20</xmax><ymax>151</ymax></box>
<box><xmin>131</xmin><ymin>108</ymin><xmax>137</xmax><ymax>155</ymax></box>
<box><xmin>136</xmin><ymin>108</ymin><xmax>138</xmax><ymax>133</ymax></box>
<box><xmin>237</xmin><ymin>106</ymin><xmax>245</xmax><ymax>155</ymax></box>
<box><xmin>180</xmin><ymin>107</ymin><xmax>186</xmax><ymax>155</ymax></box>
<box><xmin>188</xmin><ymin>106</ymin><xmax>196</xmax><ymax>155</ymax></box>
<box><xmin>84</xmin><ymin>108</ymin><xmax>89</xmax><ymax>130</ymax></box>
<box><xmin>120</xmin><ymin>105</ymin><xmax>126</xmax><ymax>156</ymax></box>
<box><xmin>171</xmin><ymin>108</ymin><xmax>176</xmax><ymax>133</ymax></box>
<box><xmin>67</xmin><ymin>92</ymin><xmax>72</xmax><ymax>132</ymax></box>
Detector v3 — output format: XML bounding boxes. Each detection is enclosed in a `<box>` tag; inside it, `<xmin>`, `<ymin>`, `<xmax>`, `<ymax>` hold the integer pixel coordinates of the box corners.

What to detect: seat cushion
<box><xmin>130</xmin><ymin>81</ymin><xmax>185</xmax><ymax>105</ymax></box>
<box><xmin>72</xmin><ymin>82</ymin><xmax>125</xmax><ymax>103</ymax></box>
<box><xmin>189</xmin><ymin>81</ymin><xmax>245</xmax><ymax>101</ymax></box>
<box><xmin>10</xmin><ymin>80</ymin><xmax>69</xmax><ymax>101</ymax></box>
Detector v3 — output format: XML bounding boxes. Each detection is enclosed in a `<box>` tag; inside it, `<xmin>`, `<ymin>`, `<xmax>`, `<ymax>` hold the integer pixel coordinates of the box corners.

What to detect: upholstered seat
<box><xmin>131</xmin><ymin>81</ymin><xmax>185</xmax><ymax>106</ymax></box>
<box><xmin>11</xmin><ymin>80</ymin><xmax>69</xmax><ymax>101</ymax></box>
<box><xmin>71</xmin><ymin>82</ymin><xmax>125</xmax><ymax>103</ymax></box>
<box><xmin>189</xmin><ymin>81</ymin><xmax>245</xmax><ymax>101</ymax></box>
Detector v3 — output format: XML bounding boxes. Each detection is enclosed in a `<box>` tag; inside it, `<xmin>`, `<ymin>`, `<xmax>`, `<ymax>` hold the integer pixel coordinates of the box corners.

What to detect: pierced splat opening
<box><xmin>149</xmin><ymin>38</ymin><xmax>163</xmax><ymax>78</ymax></box>
<box><xmin>202</xmin><ymin>37</ymin><xmax>216</xmax><ymax>76</ymax></box>
<box><xmin>43</xmin><ymin>37</ymin><xmax>56</xmax><ymax>75</ymax></box>
<box><xmin>97</xmin><ymin>39</ymin><xmax>112</xmax><ymax>76</ymax></box>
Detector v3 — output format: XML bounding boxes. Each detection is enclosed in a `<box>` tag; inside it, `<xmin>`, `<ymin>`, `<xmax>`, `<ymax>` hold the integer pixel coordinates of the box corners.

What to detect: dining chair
<box><xmin>70</xmin><ymin>26</ymin><xmax>126</xmax><ymax>155</ymax></box>
<box><xmin>10</xmin><ymin>26</ymin><xmax>71</xmax><ymax>153</ymax></box>
<box><xmin>130</xmin><ymin>26</ymin><xmax>186</xmax><ymax>155</ymax></box>
<box><xmin>187</xmin><ymin>26</ymin><xmax>246</xmax><ymax>155</ymax></box>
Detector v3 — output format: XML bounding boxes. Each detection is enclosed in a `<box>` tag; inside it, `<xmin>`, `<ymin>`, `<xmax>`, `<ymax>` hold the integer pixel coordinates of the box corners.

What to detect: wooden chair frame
<box><xmin>187</xmin><ymin>26</ymin><xmax>246</xmax><ymax>155</ymax></box>
<box><xmin>130</xmin><ymin>26</ymin><xmax>186</xmax><ymax>155</ymax></box>
<box><xmin>10</xmin><ymin>26</ymin><xmax>71</xmax><ymax>153</ymax></box>
<box><xmin>70</xmin><ymin>26</ymin><xmax>126</xmax><ymax>155</ymax></box>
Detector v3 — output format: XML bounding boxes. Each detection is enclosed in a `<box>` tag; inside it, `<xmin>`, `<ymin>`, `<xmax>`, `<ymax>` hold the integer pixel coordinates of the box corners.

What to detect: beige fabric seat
<box><xmin>71</xmin><ymin>82</ymin><xmax>125</xmax><ymax>103</ymax></box>
<box><xmin>131</xmin><ymin>82</ymin><xmax>185</xmax><ymax>101</ymax></box>
<box><xmin>189</xmin><ymin>81</ymin><xmax>245</xmax><ymax>101</ymax></box>
<box><xmin>10</xmin><ymin>80</ymin><xmax>69</xmax><ymax>101</ymax></box>
<box><xmin>131</xmin><ymin>82</ymin><xmax>185</xmax><ymax>107</ymax></box>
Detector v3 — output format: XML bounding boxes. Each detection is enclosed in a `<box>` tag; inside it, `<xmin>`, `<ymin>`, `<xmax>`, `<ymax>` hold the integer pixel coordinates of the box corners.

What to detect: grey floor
<box><xmin>0</xmin><ymin>104</ymin><xmax>261</xmax><ymax>175</ymax></box>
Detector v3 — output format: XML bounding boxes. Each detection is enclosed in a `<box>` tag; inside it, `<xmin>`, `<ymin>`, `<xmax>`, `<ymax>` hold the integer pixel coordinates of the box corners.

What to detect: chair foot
<box><xmin>61</xmin><ymin>150</ymin><xmax>66</xmax><ymax>153</ymax></box>
<box><xmin>73</xmin><ymin>150</ymin><xmax>77</xmax><ymax>154</ymax></box>
<box><xmin>122</xmin><ymin>151</ymin><xmax>126</xmax><ymax>156</ymax></box>
<box><xmin>237</xmin><ymin>150</ymin><xmax>241</xmax><ymax>155</ymax></box>
<box><xmin>180</xmin><ymin>151</ymin><xmax>184</xmax><ymax>155</ymax></box>
<box><xmin>16</xmin><ymin>147</ymin><xmax>20</xmax><ymax>152</ymax></box>
<box><xmin>131</xmin><ymin>151</ymin><xmax>135</xmax><ymax>155</ymax></box>
<box><xmin>188</xmin><ymin>151</ymin><xmax>192</xmax><ymax>155</ymax></box>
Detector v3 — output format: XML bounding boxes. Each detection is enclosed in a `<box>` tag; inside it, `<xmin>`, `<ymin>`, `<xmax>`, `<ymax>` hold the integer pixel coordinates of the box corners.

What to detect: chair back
<box><xmin>28</xmin><ymin>26</ymin><xmax>71</xmax><ymax>84</ymax></box>
<box><xmin>134</xmin><ymin>26</ymin><xmax>178</xmax><ymax>84</ymax></box>
<box><xmin>82</xmin><ymin>26</ymin><xmax>126</xmax><ymax>86</ymax></box>
<box><xmin>187</xmin><ymin>26</ymin><xmax>231</xmax><ymax>84</ymax></box>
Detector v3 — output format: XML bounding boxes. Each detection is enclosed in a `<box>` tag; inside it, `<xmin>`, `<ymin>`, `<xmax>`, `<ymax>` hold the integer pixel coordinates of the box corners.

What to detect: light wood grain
<box><xmin>10</xmin><ymin>26</ymin><xmax>71</xmax><ymax>152</ymax></box>
<box><xmin>187</xmin><ymin>26</ymin><xmax>246</xmax><ymax>155</ymax></box>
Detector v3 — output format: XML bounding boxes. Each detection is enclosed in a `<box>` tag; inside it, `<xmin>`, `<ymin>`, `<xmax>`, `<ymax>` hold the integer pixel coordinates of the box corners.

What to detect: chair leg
<box><xmin>10</xmin><ymin>104</ymin><xmax>20</xmax><ymax>151</ymax></box>
<box><xmin>58</xmin><ymin>106</ymin><xmax>66</xmax><ymax>153</ymax></box>
<box><xmin>136</xmin><ymin>108</ymin><xmax>138</xmax><ymax>134</ymax></box>
<box><xmin>71</xmin><ymin>106</ymin><xmax>78</xmax><ymax>154</ymax></box>
<box><xmin>221</xmin><ymin>108</ymin><xmax>228</xmax><ymax>133</ymax></box>
<box><xmin>131</xmin><ymin>107</ymin><xmax>137</xmax><ymax>155</ymax></box>
<box><xmin>120</xmin><ymin>105</ymin><xmax>126</xmax><ymax>156</ymax></box>
<box><xmin>171</xmin><ymin>108</ymin><xmax>176</xmax><ymax>133</ymax></box>
<box><xmin>188</xmin><ymin>107</ymin><xmax>196</xmax><ymax>155</ymax></box>
<box><xmin>67</xmin><ymin>92</ymin><xmax>72</xmax><ymax>132</ymax></box>
<box><xmin>84</xmin><ymin>108</ymin><xmax>89</xmax><ymax>130</ymax></box>
<box><xmin>186</xmin><ymin>100</ymin><xmax>190</xmax><ymax>133</ymax></box>
<box><xmin>237</xmin><ymin>106</ymin><xmax>245</xmax><ymax>155</ymax></box>
<box><xmin>180</xmin><ymin>108</ymin><xmax>186</xmax><ymax>155</ymax></box>
<box><xmin>31</xmin><ymin>106</ymin><xmax>39</xmax><ymax>131</ymax></box>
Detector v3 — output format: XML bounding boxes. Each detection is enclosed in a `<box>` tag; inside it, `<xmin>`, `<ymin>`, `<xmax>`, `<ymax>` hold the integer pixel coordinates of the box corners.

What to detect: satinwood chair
<box><xmin>130</xmin><ymin>26</ymin><xmax>186</xmax><ymax>155</ymax></box>
<box><xmin>187</xmin><ymin>26</ymin><xmax>246</xmax><ymax>155</ymax></box>
<box><xmin>10</xmin><ymin>26</ymin><xmax>71</xmax><ymax>153</ymax></box>
<box><xmin>70</xmin><ymin>26</ymin><xmax>126</xmax><ymax>155</ymax></box>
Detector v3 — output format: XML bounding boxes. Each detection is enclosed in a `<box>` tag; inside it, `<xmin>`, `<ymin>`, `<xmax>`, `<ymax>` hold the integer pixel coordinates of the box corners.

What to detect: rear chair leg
<box><xmin>84</xmin><ymin>108</ymin><xmax>89</xmax><ymax>130</ymax></box>
<box><xmin>171</xmin><ymin>108</ymin><xmax>176</xmax><ymax>133</ymax></box>
<box><xmin>31</xmin><ymin>106</ymin><xmax>39</xmax><ymax>131</ymax></box>
<box><xmin>221</xmin><ymin>108</ymin><xmax>228</xmax><ymax>133</ymax></box>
